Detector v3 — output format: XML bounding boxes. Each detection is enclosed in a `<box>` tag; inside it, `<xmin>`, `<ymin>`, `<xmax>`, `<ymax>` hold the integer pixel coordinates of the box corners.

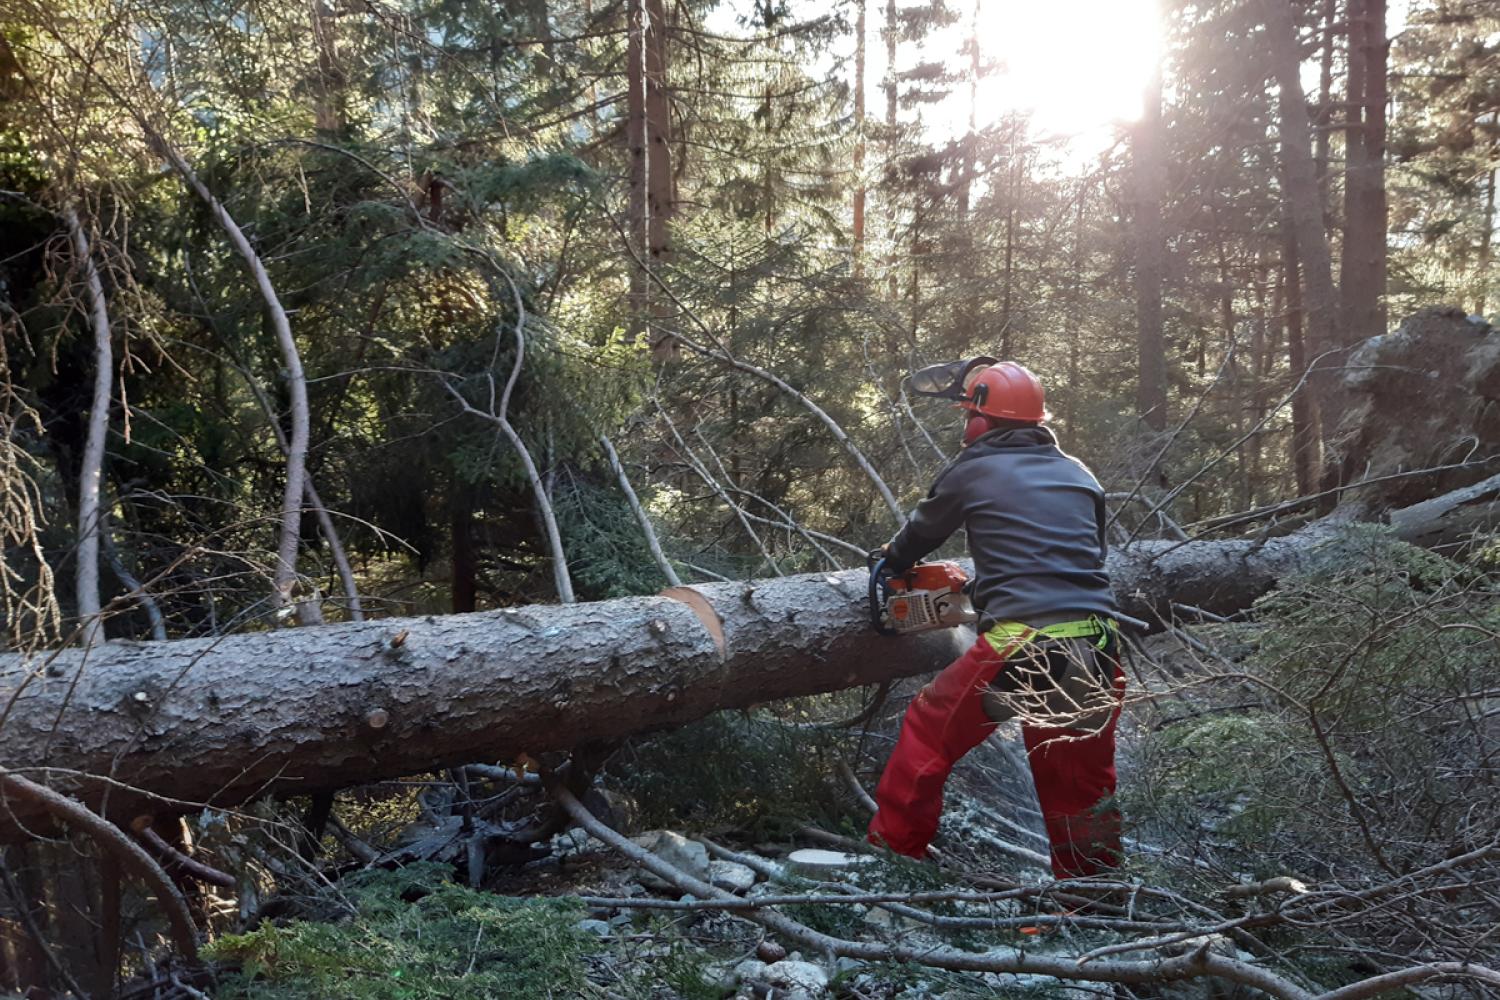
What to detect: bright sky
<box><xmin>709</xmin><ymin>0</ymin><xmax>1417</xmax><ymax>165</ymax></box>
<box><xmin>918</xmin><ymin>0</ymin><xmax>1163</xmax><ymax>148</ymax></box>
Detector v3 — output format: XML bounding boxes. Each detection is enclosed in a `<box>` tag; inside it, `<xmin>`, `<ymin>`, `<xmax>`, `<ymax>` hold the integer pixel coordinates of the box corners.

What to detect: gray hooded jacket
<box><xmin>884</xmin><ymin>425</ymin><xmax>1116</xmax><ymax>626</ymax></box>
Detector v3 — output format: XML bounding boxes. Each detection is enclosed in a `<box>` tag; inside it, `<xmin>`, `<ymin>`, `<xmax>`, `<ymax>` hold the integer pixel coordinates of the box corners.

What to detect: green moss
<box><xmin>206</xmin><ymin>864</ymin><xmax>601</xmax><ymax>999</ymax></box>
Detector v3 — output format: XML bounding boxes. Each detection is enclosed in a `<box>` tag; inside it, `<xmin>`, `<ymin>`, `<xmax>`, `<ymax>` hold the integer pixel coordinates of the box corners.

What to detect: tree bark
<box><xmin>0</xmin><ymin>569</ymin><xmax>969</xmax><ymax>838</ymax></box>
<box><xmin>1281</xmin><ymin>221</ymin><xmax>1321</xmax><ymax>495</ymax></box>
<box><xmin>309</xmin><ymin>0</ymin><xmax>347</xmax><ymax>133</ymax></box>
<box><xmin>64</xmin><ymin>207</ymin><xmax>112</xmax><ymax>647</ymax></box>
<box><xmin>626</xmin><ymin>0</ymin><xmax>673</xmax><ymax>358</ymax></box>
<box><xmin>1131</xmin><ymin>67</ymin><xmax>1168</xmax><ymax>431</ymax></box>
<box><xmin>1339</xmin><ymin>0</ymin><xmax>1388</xmax><ymax>341</ymax></box>
<box><xmin>1264</xmin><ymin>0</ymin><xmax>1343</xmax><ymax>439</ymax></box>
<box><xmin>3</xmin><ymin>469</ymin><xmax>1497</xmax><ymax>840</ymax></box>
<box><xmin>153</xmin><ymin>138</ymin><xmax>316</xmax><ymax>623</ymax></box>
<box><xmin>1476</xmin><ymin>163</ymin><xmax>1495</xmax><ymax>317</ymax></box>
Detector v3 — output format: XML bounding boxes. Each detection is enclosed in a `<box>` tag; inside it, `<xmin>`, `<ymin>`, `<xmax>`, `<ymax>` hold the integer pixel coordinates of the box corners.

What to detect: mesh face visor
<box><xmin>907</xmin><ymin>357</ymin><xmax>997</xmax><ymax>401</ymax></box>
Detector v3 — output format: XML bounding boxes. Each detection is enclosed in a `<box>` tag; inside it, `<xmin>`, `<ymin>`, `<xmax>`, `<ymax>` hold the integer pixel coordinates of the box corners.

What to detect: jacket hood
<box><xmin>962</xmin><ymin>424</ymin><xmax>1058</xmax><ymax>455</ymax></box>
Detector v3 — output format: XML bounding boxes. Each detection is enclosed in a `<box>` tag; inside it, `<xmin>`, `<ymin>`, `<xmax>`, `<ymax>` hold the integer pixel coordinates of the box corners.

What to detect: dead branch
<box><xmin>599</xmin><ymin>433</ymin><xmax>682</xmax><ymax>587</ymax></box>
<box><xmin>64</xmin><ymin>205</ymin><xmax>113</xmax><ymax>647</ymax></box>
<box><xmin>553</xmin><ymin>780</ymin><xmax>1314</xmax><ymax>999</ymax></box>
<box><xmin>134</xmin><ymin>824</ymin><xmax>235</xmax><ymax>889</ymax></box>
<box><xmin>148</xmin><ymin>136</ymin><xmax>316</xmax><ymax>625</ymax></box>
<box><xmin>442</xmin><ymin>268</ymin><xmax>575</xmax><ymax>603</ymax></box>
<box><xmin>0</xmin><ymin>770</ymin><xmax>197</xmax><ymax>960</ymax></box>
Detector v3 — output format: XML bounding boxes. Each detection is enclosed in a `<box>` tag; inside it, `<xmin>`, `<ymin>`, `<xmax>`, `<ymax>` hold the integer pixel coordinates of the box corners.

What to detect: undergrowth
<box><xmin>206</xmin><ymin>864</ymin><xmax>602</xmax><ymax>999</ymax></box>
<box><xmin>609</xmin><ymin>699</ymin><xmax>869</xmax><ymax>836</ymax></box>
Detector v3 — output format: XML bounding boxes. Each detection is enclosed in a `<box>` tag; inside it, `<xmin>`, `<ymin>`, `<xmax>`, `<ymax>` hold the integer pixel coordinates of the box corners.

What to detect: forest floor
<box><xmin>188</xmin><ymin>653</ymin><xmax>1244</xmax><ymax>1000</ymax></box>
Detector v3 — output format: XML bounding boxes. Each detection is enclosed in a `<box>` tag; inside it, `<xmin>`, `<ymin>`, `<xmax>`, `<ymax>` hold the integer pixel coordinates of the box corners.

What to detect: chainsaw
<box><xmin>868</xmin><ymin>554</ymin><xmax>978</xmax><ymax>635</ymax></box>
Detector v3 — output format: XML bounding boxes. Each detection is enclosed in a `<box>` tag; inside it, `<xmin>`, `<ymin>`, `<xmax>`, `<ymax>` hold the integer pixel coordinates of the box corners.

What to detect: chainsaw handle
<box><xmin>867</xmin><ymin>556</ymin><xmax>899</xmax><ymax>636</ymax></box>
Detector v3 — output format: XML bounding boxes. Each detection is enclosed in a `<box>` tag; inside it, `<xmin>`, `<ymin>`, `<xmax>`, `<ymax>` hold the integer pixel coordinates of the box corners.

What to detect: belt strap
<box><xmin>983</xmin><ymin>615</ymin><xmax>1117</xmax><ymax>655</ymax></box>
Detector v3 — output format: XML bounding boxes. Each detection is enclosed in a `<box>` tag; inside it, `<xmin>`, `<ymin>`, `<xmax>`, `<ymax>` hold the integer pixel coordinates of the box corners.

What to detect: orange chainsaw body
<box><xmin>882</xmin><ymin>561</ymin><xmax>976</xmax><ymax>633</ymax></box>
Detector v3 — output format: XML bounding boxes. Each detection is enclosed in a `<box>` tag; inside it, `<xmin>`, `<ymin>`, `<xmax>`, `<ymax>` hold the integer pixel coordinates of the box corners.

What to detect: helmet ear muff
<box><xmin>963</xmin><ymin>414</ymin><xmax>994</xmax><ymax>445</ymax></box>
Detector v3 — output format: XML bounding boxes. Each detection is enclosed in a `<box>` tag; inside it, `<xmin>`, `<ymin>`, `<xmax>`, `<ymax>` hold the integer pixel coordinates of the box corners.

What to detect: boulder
<box><xmin>628</xmin><ymin>830</ymin><xmax>711</xmax><ymax>891</ymax></box>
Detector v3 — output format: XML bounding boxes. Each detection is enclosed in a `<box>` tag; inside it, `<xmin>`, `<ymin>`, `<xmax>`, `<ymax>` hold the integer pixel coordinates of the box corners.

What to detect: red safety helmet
<box><xmin>960</xmin><ymin>362</ymin><xmax>1046</xmax><ymax>422</ymax></box>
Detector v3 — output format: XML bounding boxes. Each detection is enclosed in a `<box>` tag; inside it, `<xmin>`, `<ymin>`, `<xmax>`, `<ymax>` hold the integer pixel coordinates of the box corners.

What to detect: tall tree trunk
<box><xmin>309</xmin><ymin>0</ymin><xmax>347</xmax><ymax>133</ymax></box>
<box><xmin>1314</xmin><ymin>0</ymin><xmax>1336</xmax><ymax>204</ymax></box>
<box><xmin>852</xmin><ymin>0</ymin><xmax>866</xmax><ymax>275</ymax></box>
<box><xmin>1131</xmin><ymin>67</ymin><xmax>1168</xmax><ymax>431</ymax></box>
<box><xmin>626</xmin><ymin>0</ymin><xmax>648</xmax><ymax>342</ymax></box>
<box><xmin>1282</xmin><ymin>222</ymin><xmax>1321</xmax><ymax>495</ymax></box>
<box><xmin>1478</xmin><ymin>164</ymin><xmax>1496</xmax><ymax>316</ymax></box>
<box><xmin>627</xmin><ymin>0</ymin><xmax>674</xmax><ymax>359</ymax></box>
<box><xmin>957</xmin><ymin>0</ymin><xmax>979</xmax><ymax>218</ymax></box>
<box><xmin>64</xmin><ymin>207</ymin><xmax>111</xmax><ymax>647</ymax></box>
<box><xmin>1340</xmin><ymin>0</ymin><xmax>1388</xmax><ymax>340</ymax></box>
<box><xmin>883</xmin><ymin>0</ymin><xmax>899</xmax><ymax>300</ymax></box>
<box><xmin>883</xmin><ymin>0</ymin><xmax>896</xmax><ymax>131</ymax></box>
<box><xmin>1063</xmin><ymin>181</ymin><xmax>1088</xmax><ymax>448</ymax></box>
<box><xmin>1264</xmin><ymin>0</ymin><xmax>1343</xmax><ymax>445</ymax></box>
<box><xmin>1247</xmin><ymin>251</ymin><xmax>1272</xmax><ymax>508</ymax></box>
<box><xmin>1000</xmin><ymin>150</ymin><xmax>1020</xmax><ymax>356</ymax></box>
<box><xmin>644</xmin><ymin>0</ymin><xmax>672</xmax><ymax>270</ymax></box>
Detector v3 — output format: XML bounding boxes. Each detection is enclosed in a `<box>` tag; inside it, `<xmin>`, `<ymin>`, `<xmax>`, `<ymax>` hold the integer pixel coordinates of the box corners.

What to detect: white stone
<box><xmin>732</xmin><ymin>958</ymin><xmax>770</xmax><ymax>982</ymax></box>
<box><xmin>628</xmin><ymin>830</ymin><xmax>711</xmax><ymax>891</ymax></box>
<box><xmin>708</xmin><ymin>859</ymin><xmax>757</xmax><ymax>893</ymax></box>
<box><xmin>763</xmin><ymin>959</ymin><xmax>829</xmax><ymax>995</ymax></box>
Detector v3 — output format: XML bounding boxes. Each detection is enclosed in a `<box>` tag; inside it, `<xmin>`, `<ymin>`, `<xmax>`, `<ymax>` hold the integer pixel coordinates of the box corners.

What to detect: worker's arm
<box><xmin>885</xmin><ymin>465</ymin><xmax>967</xmax><ymax>572</ymax></box>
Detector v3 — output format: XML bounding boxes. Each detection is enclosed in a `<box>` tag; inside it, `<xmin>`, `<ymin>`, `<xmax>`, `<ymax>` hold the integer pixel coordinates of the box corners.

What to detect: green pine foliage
<box><xmin>1134</xmin><ymin>527</ymin><xmax>1500</xmax><ymax>878</ymax></box>
<box><xmin>206</xmin><ymin>865</ymin><xmax>601</xmax><ymax>999</ymax></box>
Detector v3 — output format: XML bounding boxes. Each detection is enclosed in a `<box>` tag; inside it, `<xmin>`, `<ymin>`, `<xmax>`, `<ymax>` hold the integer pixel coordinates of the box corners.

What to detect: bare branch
<box><xmin>64</xmin><ymin>206</ymin><xmax>112</xmax><ymax>647</ymax></box>
<box><xmin>0</xmin><ymin>770</ymin><xmax>197</xmax><ymax>961</ymax></box>
<box><xmin>599</xmin><ymin>433</ymin><xmax>682</xmax><ymax>587</ymax></box>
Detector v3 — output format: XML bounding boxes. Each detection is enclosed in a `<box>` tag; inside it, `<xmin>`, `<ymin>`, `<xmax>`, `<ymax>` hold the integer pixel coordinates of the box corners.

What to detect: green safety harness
<box><xmin>982</xmin><ymin>614</ymin><xmax>1119</xmax><ymax>656</ymax></box>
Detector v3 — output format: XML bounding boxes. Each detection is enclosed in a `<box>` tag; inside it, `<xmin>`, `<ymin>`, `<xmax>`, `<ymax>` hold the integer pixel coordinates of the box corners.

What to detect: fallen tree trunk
<box><xmin>0</xmin><ymin>574</ymin><xmax>970</xmax><ymax>835</ymax></box>
<box><xmin>3</xmin><ymin>467</ymin><xmax>1498</xmax><ymax>839</ymax></box>
<box><xmin>3</xmin><ymin>311</ymin><xmax>1498</xmax><ymax>837</ymax></box>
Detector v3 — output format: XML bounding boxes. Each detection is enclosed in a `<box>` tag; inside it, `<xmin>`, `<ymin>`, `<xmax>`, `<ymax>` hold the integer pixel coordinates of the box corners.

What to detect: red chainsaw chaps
<box><xmin>867</xmin><ymin>633</ymin><xmax>1124</xmax><ymax>879</ymax></box>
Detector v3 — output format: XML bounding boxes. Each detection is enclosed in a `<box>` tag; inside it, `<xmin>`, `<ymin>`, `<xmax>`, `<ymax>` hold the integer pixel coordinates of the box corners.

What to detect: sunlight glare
<box><xmin>969</xmin><ymin>0</ymin><xmax>1162</xmax><ymax>140</ymax></box>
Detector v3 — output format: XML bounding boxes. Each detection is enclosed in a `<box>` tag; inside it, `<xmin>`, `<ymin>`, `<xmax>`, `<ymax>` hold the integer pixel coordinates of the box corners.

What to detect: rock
<box><xmin>582</xmin><ymin>787</ymin><xmax>639</xmax><ymax>833</ymax></box>
<box><xmin>629</xmin><ymin>830</ymin><xmax>711</xmax><ymax>891</ymax></box>
<box><xmin>733</xmin><ymin>958</ymin><xmax>770</xmax><ymax>983</ymax></box>
<box><xmin>550</xmin><ymin>828</ymin><xmax>608</xmax><ymax>858</ymax></box>
<box><xmin>709</xmin><ymin>859</ymin><xmax>758</xmax><ymax>893</ymax></box>
<box><xmin>833</xmin><ymin>956</ymin><xmax>863</xmax><ymax>976</ymax></box>
<box><xmin>756</xmin><ymin>939</ymin><xmax>788</xmax><ymax>963</ymax></box>
<box><xmin>1328</xmin><ymin>306</ymin><xmax>1500</xmax><ymax>515</ymax></box>
<box><xmin>574</xmin><ymin>918</ymin><xmax>612</xmax><ymax>937</ymax></box>
<box><xmin>763</xmin><ymin>959</ymin><xmax>829</xmax><ymax>996</ymax></box>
